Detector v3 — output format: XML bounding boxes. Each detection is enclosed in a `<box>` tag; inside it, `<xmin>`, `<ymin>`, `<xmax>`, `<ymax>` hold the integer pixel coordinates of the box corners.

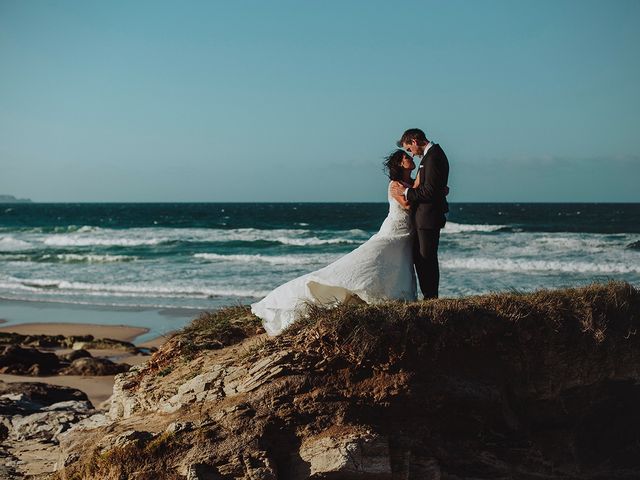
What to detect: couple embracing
<box><xmin>252</xmin><ymin>128</ymin><xmax>450</xmax><ymax>336</ymax></box>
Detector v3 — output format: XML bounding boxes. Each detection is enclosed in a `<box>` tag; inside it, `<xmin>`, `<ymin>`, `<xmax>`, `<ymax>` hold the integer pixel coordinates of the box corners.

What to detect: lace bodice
<box><xmin>378</xmin><ymin>182</ymin><xmax>413</xmax><ymax>236</ymax></box>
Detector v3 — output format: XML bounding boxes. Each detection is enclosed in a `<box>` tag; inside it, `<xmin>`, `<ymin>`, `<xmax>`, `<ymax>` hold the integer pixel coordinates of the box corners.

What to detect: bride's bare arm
<box><xmin>390</xmin><ymin>182</ymin><xmax>411</xmax><ymax>210</ymax></box>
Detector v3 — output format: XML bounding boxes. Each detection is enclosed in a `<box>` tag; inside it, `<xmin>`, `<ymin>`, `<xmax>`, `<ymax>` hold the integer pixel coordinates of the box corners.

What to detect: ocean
<box><xmin>1</xmin><ymin>202</ymin><xmax>639</xmax><ymax>321</ymax></box>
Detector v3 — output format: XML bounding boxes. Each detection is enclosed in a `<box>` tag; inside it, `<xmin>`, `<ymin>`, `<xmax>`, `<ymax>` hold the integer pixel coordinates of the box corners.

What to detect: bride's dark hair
<box><xmin>384</xmin><ymin>149</ymin><xmax>408</xmax><ymax>181</ymax></box>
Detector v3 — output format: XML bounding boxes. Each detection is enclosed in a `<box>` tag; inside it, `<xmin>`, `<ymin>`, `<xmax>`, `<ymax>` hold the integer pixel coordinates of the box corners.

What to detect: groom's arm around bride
<box><xmin>405</xmin><ymin>143</ymin><xmax>449</xmax><ymax>217</ymax></box>
<box><xmin>392</xmin><ymin>128</ymin><xmax>450</xmax><ymax>300</ymax></box>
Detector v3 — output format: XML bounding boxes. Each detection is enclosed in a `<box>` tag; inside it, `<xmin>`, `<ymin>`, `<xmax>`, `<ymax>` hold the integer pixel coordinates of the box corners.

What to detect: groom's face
<box><xmin>403</xmin><ymin>140</ymin><xmax>422</xmax><ymax>157</ymax></box>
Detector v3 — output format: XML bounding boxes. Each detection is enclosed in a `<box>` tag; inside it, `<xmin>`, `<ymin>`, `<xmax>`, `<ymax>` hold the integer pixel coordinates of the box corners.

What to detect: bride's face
<box><xmin>400</xmin><ymin>155</ymin><xmax>415</xmax><ymax>171</ymax></box>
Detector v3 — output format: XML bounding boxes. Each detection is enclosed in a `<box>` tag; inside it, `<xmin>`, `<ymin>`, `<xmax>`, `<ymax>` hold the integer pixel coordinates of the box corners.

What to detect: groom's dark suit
<box><xmin>406</xmin><ymin>143</ymin><xmax>449</xmax><ymax>298</ymax></box>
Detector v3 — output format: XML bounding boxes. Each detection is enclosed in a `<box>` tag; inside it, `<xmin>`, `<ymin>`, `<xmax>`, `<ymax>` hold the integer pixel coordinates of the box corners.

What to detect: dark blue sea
<box><xmin>1</xmin><ymin>203</ymin><xmax>639</xmax><ymax>312</ymax></box>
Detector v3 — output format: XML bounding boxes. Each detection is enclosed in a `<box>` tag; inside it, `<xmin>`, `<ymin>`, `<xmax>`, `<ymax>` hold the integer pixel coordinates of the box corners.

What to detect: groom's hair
<box><xmin>396</xmin><ymin>128</ymin><xmax>428</xmax><ymax>147</ymax></box>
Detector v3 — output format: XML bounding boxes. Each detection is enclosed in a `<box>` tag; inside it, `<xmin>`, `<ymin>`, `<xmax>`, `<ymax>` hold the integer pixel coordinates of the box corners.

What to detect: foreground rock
<box><xmin>0</xmin><ymin>343</ymin><xmax>133</xmax><ymax>376</ymax></box>
<box><xmin>0</xmin><ymin>380</ymin><xmax>89</xmax><ymax>413</ymax></box>
<box><xmin>0</xmin><ymin>345</ymin><xmax>61</xmax><ymax>375</ymax></box>
<box><xmin>59</xmin><ymin>357</ymin><xmax>131</xmax><ymax>376</ymax></box>
<box><xmin>0</xmin><ymin>381</ymin><xmax>95</xmax><ymax>444</ymax></box>
<box><xmin>0</xmin><ymin>380</ymin><xmax>107</xmax><ymax>477</ymax></box>
<box><xmin>0</xmin><ymin>331</ymin><xmax>154</xmax><ymax>354</ymax></box>
<box><xmin>52</xmin><ymin>282</ymin><xmax>640</xmax><ymax>479</ymax></box>
<box><xmin>627</xmin><ymin>240</ymin><xmax>640</xmax><ymax>250</ymax></box>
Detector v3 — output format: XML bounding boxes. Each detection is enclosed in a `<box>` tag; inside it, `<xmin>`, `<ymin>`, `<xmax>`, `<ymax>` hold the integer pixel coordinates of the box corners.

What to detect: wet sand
<box><xmin>0</xmin><ymin>373</ymin><xmax>118</xmax><ymax>407</ymax></box>
<box><xmin>0</xmin><ymin>322</ymin><xmax>150</xmax><ymax>343</ymax></box>
<box><xmin>0</xmin><ymin>323</ymin><xmax>178</xmax><ymax>407</ymax></box>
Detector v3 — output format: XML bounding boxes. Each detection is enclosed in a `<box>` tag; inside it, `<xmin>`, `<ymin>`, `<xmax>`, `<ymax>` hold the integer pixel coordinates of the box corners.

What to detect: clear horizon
<box><xmin>3</xmin><ymin>199</ymin><xmax>640</xmax><ymax>205</ymax></box>
<box><xmin>1</xmin><ymin>0</ymin><xmax>639</xmax><ymax>203</ymax></box>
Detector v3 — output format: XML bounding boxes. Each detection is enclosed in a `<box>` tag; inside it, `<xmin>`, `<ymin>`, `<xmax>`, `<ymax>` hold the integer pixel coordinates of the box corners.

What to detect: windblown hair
<box><xmin>396</xmin><ymin>128</ymin><xmax>427</xmax><ymax>147</ymax></box>
<box><xmin>384</xmin><ymin>149</ymin><xmax>409</xmax><ymax>182</ymax></box>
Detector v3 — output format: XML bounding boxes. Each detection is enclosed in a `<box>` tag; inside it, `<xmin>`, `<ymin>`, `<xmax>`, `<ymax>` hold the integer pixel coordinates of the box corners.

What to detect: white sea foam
<box><xmin>208</xmin><ymin>228</ymin><xmax>364</xmax><ymax>245</ymax></box>
<box><xmin>36</xmin><ymin>226</ymin><xmax>364</xmax><ymax>248</ymax></box>
<box><xmin>50</xmin><ymin>254</ymin><xmax>136</xmax><ymax>263</ymax></box>
<box><xmin>443</xmin><ymin>257</ymin><xmax>640</xmax><ymax>274</ymax></box>
<box><xmin>0</xmin><ymin>293</ymin><xmax>204</xmax><ymax>310</ymax></box>
<box><xmin>0</xmin><ymin>276</ymin><xmax>269</xmax><ymax>299</ymax></box>
<box><xmin>43</xmin><ymin>234</ymin><xmax>163</xmax><ymax>247</ymax></box>
<box><xmin>443</xmin><ymin>222</ymin><xmax>505</xmax><ymax>233</ymax></box>
<box><xmin>532</xmin><ymin>235</ymin><xmax>613</xmax><ymax>253</ymax></box>
<box><xmin>76</xmin><ymin>225</ymin><xmax>99</xmax><ymax>233</ymax></box>
<box><xmin>0</xmin><ymin>236</ymin><xmax>33</xmax><ymax>252</ymax></box>
<box><xmin>194</xmin><ymin>252</ymin><xmax>336</xmax><ymax>265</ymax></box>
<box><xmin>274</xmin><ymin>236</ymin><xmax>359</xmax><ymax>246</ymax></box>
<box><xmin>0</xmin><ymin>253</ymin><xmax>134</xmax><ymax>263</ymax></box>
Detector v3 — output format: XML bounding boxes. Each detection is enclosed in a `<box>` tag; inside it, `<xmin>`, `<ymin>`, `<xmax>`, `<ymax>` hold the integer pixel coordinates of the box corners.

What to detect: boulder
<box><xmin>0</xmin><ymin>344</ymin><xmax>61</xmax><ymax>375</ymax></box>
<box><xmin>73</xmin><ymin>337</ymin><xmax>137</xmax><ymax>352</ymax></box>
<box><xmin>0</xmin><ymin>381</ymin><xmax>96</xmax><ymax>444</ymax></box>
<box><xmin>0</xmin><ymin>332</ymin><xmax>93</xmax><ymax>349</ymax></box>
<box><xmin>0</xmin><ymin>380</ymin><xmax>89</xmax><ymax>414</ymax></box>
<box><xmin>10</xmin><ymin>400</ymin><xmax>93</xmax><ymax>441</ymax></box>
<box><xmin>626</xmin><ymin>240</ymin><xmax>640</xmax><ymax>250</ymax></box>
<box><xmin>298</xmin><ymin>431</ymin><xmax>393</xmax><ymax>479</ymax></box>
<box><xmin>61</xmin><ymin>348</ymin><xmax>93</xmax><ymax>362</ymax></box>
<box><xmin>59</xmin><ymin>357</ymin><xmax>131</xmax><ymax>376</ymax></box>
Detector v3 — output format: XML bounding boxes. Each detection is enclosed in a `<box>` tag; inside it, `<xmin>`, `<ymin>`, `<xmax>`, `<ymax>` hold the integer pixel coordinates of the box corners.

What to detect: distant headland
<box><xmin>0</xmin><ymin>194</ymin><xmax>31</xmax><ymax>203</ymax></box>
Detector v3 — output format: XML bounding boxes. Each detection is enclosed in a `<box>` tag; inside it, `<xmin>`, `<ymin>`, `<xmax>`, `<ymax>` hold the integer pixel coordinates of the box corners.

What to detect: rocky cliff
<box><xmin>0</xmin><ymin>195</ymin><xmax>31</xmax><ymax>203</ymax></box>
<box><xmin>50</xmin><ymin>282</ymin><xmax>640</xmax><ymax>479</ymax></box>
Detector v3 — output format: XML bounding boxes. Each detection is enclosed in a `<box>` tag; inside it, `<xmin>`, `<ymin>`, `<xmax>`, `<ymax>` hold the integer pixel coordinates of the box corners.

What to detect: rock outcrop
<box><xmin>627</xmin><ymin>240</ymin><xmax>640</xmax><ymax>250</ymax></box>
<box><xmin>0</xmin><ymin>345</ymin><xmax>61</xmax><ymax>375</ymax></box>
<box><xmin>0</xmin><ymin>330</ymin><xmax>146</xmax><ymax>377</ymax></box>
<box><xmin>0</xmin><ymin>331</ymin><xmax>153</xmax><ymax>354</ymax></box>
<box><xmin>0</xmin><ymin>194</ymin><xmax>31</xmax><ymax>203</ymax></box>
<box><xmin>0</xmin><ymin>343</ymin><xmax>131</xmax><ymax>376</ymax></box>
<box><xmin>58</xmin><ymin>357</ymin><xmax>131</xmax><ymax>376</ymax></box>
<box><xmin>48</xmin><ymin>282</ymin><xmax>640</xmax><ymax>479</ymax></box>
<box><xmin>0</xmin><ymin>380</ymin><xmax>105</xmax><ymax>476</ymax></box>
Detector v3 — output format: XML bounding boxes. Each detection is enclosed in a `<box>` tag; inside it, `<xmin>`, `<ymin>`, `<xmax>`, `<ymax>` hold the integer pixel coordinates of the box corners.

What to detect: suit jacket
<box><xmin>406</xmin><ymin>143</ymin><xmax>449</xmax><ymax>229</ymax></box>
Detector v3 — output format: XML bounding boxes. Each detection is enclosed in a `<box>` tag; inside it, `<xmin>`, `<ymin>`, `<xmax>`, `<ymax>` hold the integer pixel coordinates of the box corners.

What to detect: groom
<box><xmin>391</xmin><ymin>128</ymin><xmax>449</xmax><ymax>299</ymax></box>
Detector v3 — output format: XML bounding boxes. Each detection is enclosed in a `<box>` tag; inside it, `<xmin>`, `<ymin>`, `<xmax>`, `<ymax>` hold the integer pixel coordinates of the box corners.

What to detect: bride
<box><xmin>251</xmin><ymin>150</ymin><xmax>420</xmax><ymax>336</ymax></box>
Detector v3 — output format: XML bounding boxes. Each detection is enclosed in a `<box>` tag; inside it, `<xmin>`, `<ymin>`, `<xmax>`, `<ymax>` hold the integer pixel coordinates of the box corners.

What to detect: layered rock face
<box><xmin>54</xmin><ymin>282</ymin><xmax>640</xmax><ymax>479</ymax></box>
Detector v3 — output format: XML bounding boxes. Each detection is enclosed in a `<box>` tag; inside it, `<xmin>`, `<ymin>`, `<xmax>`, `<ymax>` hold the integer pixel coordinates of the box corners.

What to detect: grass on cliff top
<box><xmin>286</xmin><ymin>281</ymin><xmax>640</xmax><ymax>366</ymax></box>
<box><xmin>170</xmin><ymin>282</ymin><xmax>640</xmax><ymax>367</ymax></box>
<box><xmin>176</xmin><ymin>305</ymin><xmax>263</xmax><ymax>356</ymax></box>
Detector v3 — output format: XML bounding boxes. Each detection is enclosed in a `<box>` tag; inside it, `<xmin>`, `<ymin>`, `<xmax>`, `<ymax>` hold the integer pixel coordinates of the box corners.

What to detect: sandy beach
<box><xmin>0</xmin><ymin>373</ymin><xmax>117</xmax><ymax>406</ymax></box>
<box><xmin>0</xmin><ymin>322</ymin><xmax>176</xmax><ymax>407</ymax></box>
<box><xmin>0</xmin><ymin>322</ymin><xmax>150</xmax><ymax>343</ymax></box>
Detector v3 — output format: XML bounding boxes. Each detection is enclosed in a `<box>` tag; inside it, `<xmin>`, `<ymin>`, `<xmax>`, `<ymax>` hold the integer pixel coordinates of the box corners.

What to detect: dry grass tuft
<box><xmin>177</xmin><ymin>305</ymin><xmax>263</xmax><ymax>357</ymax></box>
<box><xmin>125</xmin><ymin>306</ymin><xmax>264</xmax><ymax>388</ymax></box>
<box><xmin>55</xmin><ymin>432</ymin><xmax>185</xmax><ymax>480</ymax></box>
<box><xmin>284</xmin><ymin>281</ymin><xmax>640</xmax><ymax>368</ymax></box>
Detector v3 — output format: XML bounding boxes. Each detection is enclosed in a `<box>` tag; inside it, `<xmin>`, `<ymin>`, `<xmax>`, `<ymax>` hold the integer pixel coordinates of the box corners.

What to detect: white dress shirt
<box><xmin>404</xmin><ymin>141</ymin><xmax>434</xmax><ymax>198</ymax></box>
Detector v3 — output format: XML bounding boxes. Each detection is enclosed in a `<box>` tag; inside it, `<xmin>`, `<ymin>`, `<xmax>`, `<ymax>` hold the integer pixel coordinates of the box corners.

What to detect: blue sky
<box><xmin>1</xmin><ymin>0</ymin><xmax>639</xmax><ymax>202</ymax></box>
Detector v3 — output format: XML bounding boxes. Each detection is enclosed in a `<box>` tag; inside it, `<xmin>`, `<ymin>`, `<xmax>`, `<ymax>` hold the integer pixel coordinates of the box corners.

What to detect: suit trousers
<box><xmin>414</xmin><ymin>228</ymin><xmax>441</xmax><ymax>299</ymax></box>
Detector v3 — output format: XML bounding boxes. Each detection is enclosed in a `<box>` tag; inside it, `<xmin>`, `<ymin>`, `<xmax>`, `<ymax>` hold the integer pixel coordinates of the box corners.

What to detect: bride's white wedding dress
<box><xmin>251</xmin><ymin>182</ymin><xmax>417</xmax><ymax>335</ymax></box>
